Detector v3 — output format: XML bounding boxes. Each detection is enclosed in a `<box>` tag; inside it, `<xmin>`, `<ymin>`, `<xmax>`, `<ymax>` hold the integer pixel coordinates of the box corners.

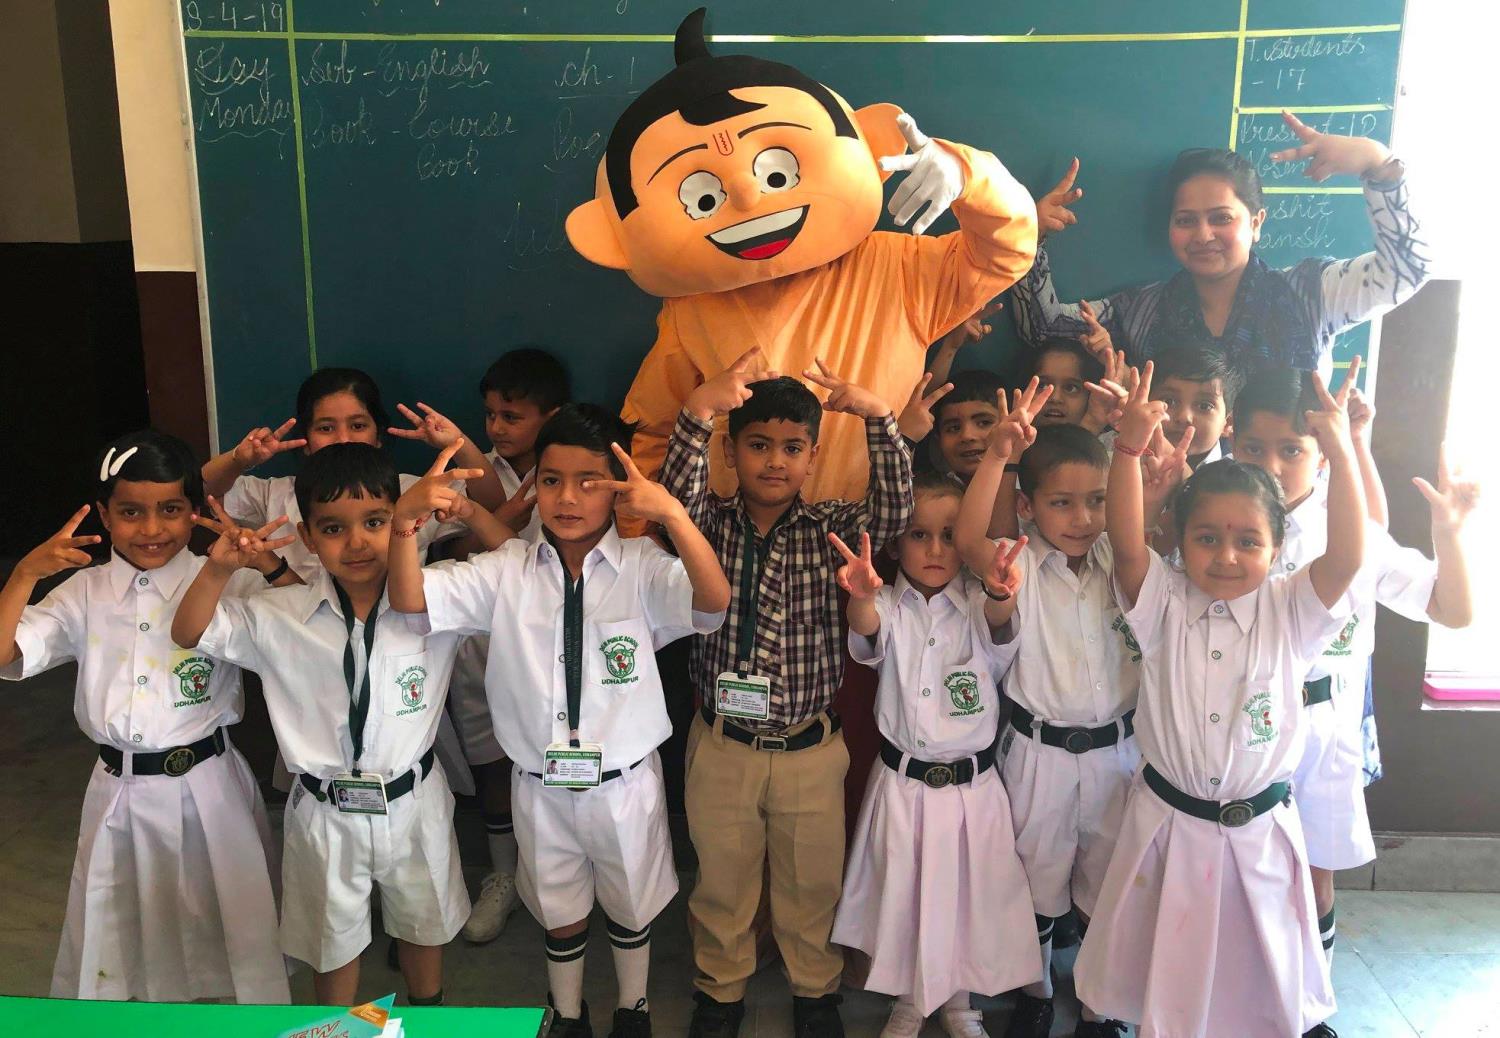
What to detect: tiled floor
<box><xmin>3</xmin><ymin>664</ymin><xmax>1499</xmax><ymax>1035</ymax></box>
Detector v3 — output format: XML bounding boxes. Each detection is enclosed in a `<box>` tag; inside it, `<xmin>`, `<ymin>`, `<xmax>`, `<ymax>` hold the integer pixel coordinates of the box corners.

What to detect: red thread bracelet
<box><xmin>1114</xmin><ymin>441</ymin><xmax>1154</xmax><ymax>458</ymax></box>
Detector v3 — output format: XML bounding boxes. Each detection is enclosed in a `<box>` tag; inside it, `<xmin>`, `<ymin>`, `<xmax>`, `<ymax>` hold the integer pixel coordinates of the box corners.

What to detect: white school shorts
<box><xmin>280</xmin><ymin>764</ymin><xmax>470</xmax><ymax>973</ymax></box>
<box><xmin>512</xmin><ymin>750</ymin><xmax>678</xmax><ymax>931</ymax></box>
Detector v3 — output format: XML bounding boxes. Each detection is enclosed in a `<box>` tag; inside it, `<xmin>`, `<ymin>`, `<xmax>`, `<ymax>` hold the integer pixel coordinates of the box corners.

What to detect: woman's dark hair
<box><xmin>534</xmin><ymin>403</ymin><xmax>637</xmax><ymax>480</ymax></box>
<box><xmin>1171</xmin><ymin>459</ymin><xmax>1287</xmax><ymax>547</ymax></box>
<box><xmin>728</xmin><ymin>376</ymin><xmax>823</xmax><ymax>441</ymax></box>
<box><xmin>294</xmin><ymin>367</ymin><xmax>390</xmax><ymax>439</ymax></box>
<box><xmin>95</xmin><ymin>429</ymin><xmax>204</xmax><ymax>508</ymax></box>
<box><xmin>1164</xmin><ymin>148</ymin><xmax>1264</xmax><ymax>217</ymax></box>
<box><xmin>293</xmin><ymin>442</ymin><xmax>401</xmax><ymax>520</ymax></box>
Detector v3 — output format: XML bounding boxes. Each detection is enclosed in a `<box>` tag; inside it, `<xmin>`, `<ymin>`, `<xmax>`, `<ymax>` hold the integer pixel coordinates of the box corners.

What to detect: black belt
<box><xmin>526</xmin><ymin>756</ymin><xmax>644</xmax><ymax>788</ymax></box>
<box><xmin>99</xmin><ymin>728</ymin><xmax>227</xmax><ymax>778</ymax></box>
<box><xmin>701</xmin><ymin>701</ymin><xmax>841</xmax><ymax>752</ymax></box>
<box><xmin>1143</xmin><ymin>763</ymin><xmax>1290</xmax><ymax>829</ymax></box>
<box><xmin>1009</xmin><ymin>702</ymin><xmax>1135</xmax><ymax>754</ymax></box>
<box><xmin>300</xmin><ymin>747</ymin><xmax>436</xmax><ymax>804</ymax></box>
<box><xmin>1303</xmin><ymin>676</ymin><xmax>1333</xmax><ymax>706</ymax></box>
<box><xmin>879</xmin><ymin>737</ymin><xmax>995</xmax><ymax>789</ymax></box>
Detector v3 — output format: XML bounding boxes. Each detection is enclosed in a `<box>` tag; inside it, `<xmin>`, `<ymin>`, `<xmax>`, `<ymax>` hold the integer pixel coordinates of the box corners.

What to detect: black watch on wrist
<box><xmin>1003</xmin><ymin>463</ymin><xmax>1021</xmax><ymax>475</ymax></box>
<box><xmin>261</xmin><ymin>555</ymin><xmax>291</xmax><ymax>584</ymax></box>
<box><xmin>982</xmin><ymin>582</ymin><xmax>1012</xmax><ymax>602</ymax></box>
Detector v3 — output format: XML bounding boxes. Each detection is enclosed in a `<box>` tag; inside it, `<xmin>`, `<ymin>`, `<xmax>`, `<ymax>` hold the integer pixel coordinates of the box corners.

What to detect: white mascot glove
<box><xmin>878</xmin><ymin>113</ymin><xmax>966</xmax><ymax>236</ymax></box>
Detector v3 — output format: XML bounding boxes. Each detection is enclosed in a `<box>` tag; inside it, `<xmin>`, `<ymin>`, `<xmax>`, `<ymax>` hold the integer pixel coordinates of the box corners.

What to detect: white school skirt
<box><xmin>999</xmin><ymin>725</ymin><xmax>1140</xmax><ymax>919</ymax></box>
<box><xmin>54</xmin><ymin>745</ymin><xmax>288</xmax><ymax>1003</ymax></box>
<box><xmin>1074</xmin><ymin>771</ymin><xmax>1334</xmax><ymax>1038</ymax></box>
<box><xmin>831</xmin><ymin>758</ymin><xmax>1042</xmax><ymax>1016</ymax></box>
<box><xmin>1292</xmin><ymin>674</ymin><xmax>1376</xmax><ymax>871</ymax></box>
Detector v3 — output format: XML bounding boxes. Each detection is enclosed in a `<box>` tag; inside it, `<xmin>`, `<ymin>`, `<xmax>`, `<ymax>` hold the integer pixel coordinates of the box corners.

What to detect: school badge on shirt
<box><xmin>396</xmin><ymin>665</ymin><xmax>428</xmax><ymax>716</ymax></box>
<box><xmin>1111</xmin><ymin>615</ymin><xmax>1142</xmax><ymax>662</ymax></box>
<box><xmin>171</xmin><ymin>655</ymin><xmax>214</xmax><ymax>708</ymax></box>
<box><xmin>1242</xmin><ymin>689</ymin><xmax>1278</xmax><ymax>749</ymax></box>
<box><xmin>1325</xmin><ymin>615</ymin><xmax>1359</xmax><ymax>657</ymax></box>
<box><xmin>945</xmin><ymin>671</ymin><xmax>983</xmax><ymax>717</ymax></box>
<box><xmin>601</xmin><ymin>636</ymin><xmax>639</xmax><ymax>685</ymax></box>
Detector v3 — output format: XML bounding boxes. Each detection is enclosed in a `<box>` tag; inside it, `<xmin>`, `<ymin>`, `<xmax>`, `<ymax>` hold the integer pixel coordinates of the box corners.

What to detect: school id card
<box><xmin>543</xmin><ymin>742</ymin><xmax>604</xmax><ymax>788</ymax></box>
<box><xmin>715</xmin><ymin>672</ymin><xmax>772</xmax><ymax>720</ymax></box>
<box><xmin>330</xmin><ymin>774</ymin><xmax>388</xmax><ymax>815</ymax></box>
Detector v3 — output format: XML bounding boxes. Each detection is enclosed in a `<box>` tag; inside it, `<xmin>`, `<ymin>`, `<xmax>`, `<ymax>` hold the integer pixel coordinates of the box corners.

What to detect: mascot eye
<box><xmin>753</xmin><ymin>148</ymin><xmax>800</xmax><ymax>193</ymax></box>
<box><xmin>678</xmin><ymin>171</ymin><xmax>727</xmax><ymax>220</ymax></box>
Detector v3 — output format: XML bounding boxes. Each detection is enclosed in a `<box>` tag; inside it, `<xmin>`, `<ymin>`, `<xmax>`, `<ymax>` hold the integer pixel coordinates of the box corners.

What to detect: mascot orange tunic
<box><xmin>567</xmin><ymin>9</ymin><xmax>1038</xmax><ymax>496</ymax></box>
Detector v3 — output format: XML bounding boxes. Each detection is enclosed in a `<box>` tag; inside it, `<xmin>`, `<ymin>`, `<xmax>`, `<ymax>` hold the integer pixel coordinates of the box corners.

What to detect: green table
<box><xmin>0</xmin><ymin>995</ymin><xmax>548</xmax><ymax>1037</ymax></box>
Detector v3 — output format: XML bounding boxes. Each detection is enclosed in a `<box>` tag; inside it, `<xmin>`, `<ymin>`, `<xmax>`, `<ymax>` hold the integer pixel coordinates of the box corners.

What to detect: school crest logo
<box><xmin>1325</xmin><ymin>614</ymin><xmax>1359</xmax><ymax>657</ymax></box>
<box><xmin>945</xmin><ymin>671</ymin><xmax>983</xmax><ymax>717</ymax></box>
<box><xmin>601</xmin><ymin>635</ymin><xmax>639</xmax><ymax>685</ymax></box>
<box><xmin>396</xmin><ymin>666</ymin><xmax>428</xmax><ymax>713</ymax></box>
<box><xmin>1111</xmin><ymin>615</ymin><xmax>1142</xmax><ymax>662</ymax></box>
<box><xmin>171</xmin><ymin>657</ymin><xmax>213</xmax><ymax>706</ymax></box>
<box><xmin>1242</xmin><ymin>689</ymin><xmax>1277</xmax><ymax>748</ymax></box>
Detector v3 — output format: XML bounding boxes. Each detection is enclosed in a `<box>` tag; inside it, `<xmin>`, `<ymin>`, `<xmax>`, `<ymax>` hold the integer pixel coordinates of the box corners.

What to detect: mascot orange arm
<box><xmin>568</xmin><ymin>8</ymin><xmax>1038</xmax><ymax>502</ymax></box>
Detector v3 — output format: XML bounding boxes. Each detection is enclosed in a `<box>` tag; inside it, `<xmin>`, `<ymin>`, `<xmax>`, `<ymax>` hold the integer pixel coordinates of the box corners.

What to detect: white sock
<box><xmin>484</xmin><ymin>811</ymin><xmax>518</xmax><ymax>874</ymax></box>
<box><xmin>607</xmin><ymin>917</ymin><xmax>651</xmax><ymax>1012</ymax></box>
<box><xmin>546</xmin><ymin>931</ymin><xmax>588</xmax><ymax>1019</ymax></box>
<box><xmin>1022</xmin><ymin>915</ymin><xmax>1055</xmax><ymax>1000</ymax></box>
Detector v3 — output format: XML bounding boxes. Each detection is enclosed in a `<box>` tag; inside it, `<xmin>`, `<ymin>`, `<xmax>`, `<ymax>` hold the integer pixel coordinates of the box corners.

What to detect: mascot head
<box><xmin>565</xmin><ymin>7</ymin><xmax>907</xmax><ymax>298</ymax></box>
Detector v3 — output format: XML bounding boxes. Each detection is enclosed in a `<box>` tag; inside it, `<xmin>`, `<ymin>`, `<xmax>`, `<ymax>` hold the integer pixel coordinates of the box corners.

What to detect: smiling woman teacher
<box><xmin>1012</xmin><ymin>112</ymin><xmax>1429</xmax><ymax>376</ymax></box>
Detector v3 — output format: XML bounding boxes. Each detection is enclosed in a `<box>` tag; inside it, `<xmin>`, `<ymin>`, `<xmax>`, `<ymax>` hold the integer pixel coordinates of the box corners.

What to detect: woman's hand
<box><xmin>1037</xmin><ymin>158</ymin><xmax>1083</xmax><ymax>239</ymax></box>
<box><xmin>1270</xmin><ymin>111</ymin><xmax>1394</xmax><ymax>182</ymax></box>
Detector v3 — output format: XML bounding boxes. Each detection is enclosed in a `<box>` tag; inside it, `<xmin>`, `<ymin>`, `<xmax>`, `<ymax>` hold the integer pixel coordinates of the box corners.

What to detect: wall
<box><xmin>0</xmin><ymin>0</ymin><xmax>82</xmax><ymax>241</ymax></box>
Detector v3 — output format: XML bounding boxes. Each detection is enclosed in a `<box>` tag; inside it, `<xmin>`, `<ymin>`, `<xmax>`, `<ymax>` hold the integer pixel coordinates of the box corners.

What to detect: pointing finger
<box><xmin>265</xmin><ymin>534</ymin><xmax>298</xmax><ymax>551</ymax></box>
<box><xmin>193</xmin><ymin>514</ymin><xmax>226</xmax><ymax>536</ymax></box>
<box><xmin>1336</xmin><ymin>354</ymin><xmax>1362</xmax><ymax>406</ymax></box>
<box><xmin>271</xmin><ymin>418</ymin><xmax>298</xmax><ymax>440</ymax></box>
<box><xmin>1050</xmin><ymin>157</ymin><xmax>1080</xmax><ymax>197</ymax></box>
<box><xmin>859</xmin><ymin>530</ymin><xmax>874</xmax><ymax>561</ymax></box>
<box><xmin>895</xmin><ymin>112</ymin><xmax>930</xmax><ymax>151</ymax></box>
<box><xmin>1281</xmin><ymin>109</ymin><xmax>1316</xmax><ymax>141</ymax></box>
<box><xmin>426</xmin><ymin>439</ymin><xmax>464</xmax><ymax>475</ymax></box>
<box><xmin>879</xmin><ymin>153</ymin><xmax>919</xmax><ymax>174</ymax></box>
<box><xmin>254</xmin><ymin>515</ymin><xmax>290</xmax><ymax>539</ymax></box>
<box><xmin>827</xmin><ymin>532</ymin><xmax>859</xmax><ymax>565</ymax></box>
<box><xmin>923</xmin><ymin>382</ymin><xmax>954</xmax><ymax>407</ymax></box>
<box><xmin>609</xmin><ymin>442</ymin><xmax>644</xmax><ymax>481</ymax></box>
<box><xmin>908</xmin><ymin>371</ymin><xmax>933</xmax><ymax>406</ymax></box>
<box><xmin>396</xmin><ymin>402</ymin><xmax>422</xmax><ymax>425</ymax></box>
<box><xmin>1411</xmin><ymin>476</ymin><xmax>1442</xmax><ymax>507</ymax></box>
<box><xmin>728</xmin><ymin>346</ymin><xmax>761</xmax><ymax>374</ymax></box>
<box><xmin>59</xmin><ymin>503</ymin><xmax>92</xmax><ymax>537</ymax></box>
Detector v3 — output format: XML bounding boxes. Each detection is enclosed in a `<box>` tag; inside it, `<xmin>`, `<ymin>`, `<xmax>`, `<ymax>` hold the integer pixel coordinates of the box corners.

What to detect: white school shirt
<box><xmin>1001</xmin><ymin>532</ymin><xmax>1140</xmax><ymax>725</ymax></box>
<box><xmin>1125</xmin><ymin>551</ymin><xmax>1348</xmax><ymax>802</ymax></box>
<box><xmin>487</xmin><ymin>449</ymin><xmax>543</xmax><ymax>542</ymax></box>
<box><xmin>848</xmin><ymin>573</ymin><xmax>1019</xmax><ymax>761</ymax></box>
<box><xmin>224</xmin><ymin>473</ymin><xmax>463</xmax><ymax>582</ymax></box>
<box><xmin>420</xmin><ymin>525</ymin><xmax>726</xmax><ymax>772</ymax></box>
<box><xmin>1277</xmin><ymin>480</ymin><xmax>1437</xmax><ymax>683</ymax></box>
<box><xmin>197</xmin><ymin>569</ymin><xmax>461</xmax><ymax>781</ymax></box>
<box><xmin>1</xmin><ymin>550</ymin><xmax>261</xmax><ymax>751</ymax></box>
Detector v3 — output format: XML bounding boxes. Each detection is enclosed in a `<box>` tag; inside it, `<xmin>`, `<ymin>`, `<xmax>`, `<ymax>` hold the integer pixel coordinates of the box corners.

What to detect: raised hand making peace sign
<box><xmin>879</xmin><ymin>113</ymin><xmax>966</xmax><ymax>236</ymax></box>
<box><xmin>897</xmin><ymin>372</ymin><xmax>956</xmax><ymax>443</ymax></box>
<box><xmin>982</xmin><ymin>535</ymin><xmax>1027</xmax><ymax>602</ymax></box>
<box><xmin>16</xmin><ymin>505</ymin><xmax>102</xmax><ymax>581</ymax></box>
<box><xmin>987</xmin><ymin>377</ymin><xmax>1056</xmax><ymax>463</ymax></box>
<box><xmin>583</xmin><ymin>444</ymin><xmax>690</xmax><ymax>526</ymax></box>
<box><xmin>686</xmin><ymin>347</ymin><xmax>781</xmax><ymax>421</ymax></box>
<box><xmin>195</xmin><ymin>495</ymin><xmax>297</xmax><ymax>572</ymax></box>
<box><xmin>829</xmin><ymin>531</ymin><xmax>884</xmax><ymax>600</ymax></box>
<box><xmin>395</xmin><ymin>439</ymin><xmax>489</xmax><ymax>532</ymax></box>
<box><xmin>1414</xmin><ymin>444</ymin><xmax>1482</xmax><ymax>536</ymax></box>
<box><xmin>1037</xmin><ymin>158</ymin><xmax>1083</xmax><ymax>239</ymax></box>
<box><xmin>230</xmin><ymin>419</ymin><xmax>307</xmax><ymax>471</ymax></box>
<box><xmin>1269</xmin><ymin>110</ymin><xmax>1396</xmax><ymax>183</ymax></box>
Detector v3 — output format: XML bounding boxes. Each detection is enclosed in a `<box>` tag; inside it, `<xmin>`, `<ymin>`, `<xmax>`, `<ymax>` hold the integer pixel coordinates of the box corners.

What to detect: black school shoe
<box><xmin>1074</xmin><ymin>1021</ymin><xmax>1127</xmax><ymax>1037</ymax></box>
<box><xmin>1003</xmin><ymin>993</ymin><xmax>1055</xmax><ymax>1038</ymax></box>
<box><xmin>792</xmin><ymin>993</ymin><xmax>845</xmax><ymax>1038</ymax></box>
<box><xmin>688</xmin><ymin>992</ymin><xmax>746</xmax><ymax>1038</ymax></box>
<box><xmin>608</xmin><ymin>1004</ymin><xmax>652</xmax><ymax>1038</ymax></box>
<box><xmin>548</xmin><ymin>998</ymin><xmax>593</xmax><ymax>1038</ymax></box>
<box><xmin>1303</xmin><ymin>1026</ymin><xmax>1339</xmax><ymax>1038</ymax></box>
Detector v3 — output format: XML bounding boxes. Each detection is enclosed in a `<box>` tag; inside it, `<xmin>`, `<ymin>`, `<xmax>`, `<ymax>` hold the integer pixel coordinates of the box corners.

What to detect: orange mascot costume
<box><xmin>567</xmin><ymin>8</ymin><xmax>1039</xmax><ymax>498</ymax></box>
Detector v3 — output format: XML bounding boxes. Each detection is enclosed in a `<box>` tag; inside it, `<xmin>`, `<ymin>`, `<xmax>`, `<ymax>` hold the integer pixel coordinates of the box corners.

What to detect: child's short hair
<box><xmin>294</xmin><ymin>442</ymin><xmax>400</xmax><ymax>520</ymax></box>
<box><xmin>1017</xmin><ymin>423</ymin><xmax>1110</xmax><ymax>497</ymax></box>
<box><xmin>1151</xmin><ymin>345</ymin><xmax>1246</xmax><ymax>408</ymax></box>
<box><xmin>910</xmin><ymin>469</ymin><xmax>964</xmax><ymax>503</ymax></box>
<box><xmin>728</xmin><ymin>376</ymin><xmax>822</xmax><ymax>441</ymax></box>
<box><xmin>95</xmin><ymin>429</ymin><xmax>204</xmax><ymax>508</ymax></box>
<box><xmin>295</xmin><ymin>367</ymin><xmax>390</xmax><ymax>436</ymax></box>
<box><xmin>1233</xmin><ymin>365</ymin><xmax>1320</xmax><ymax>436</ymax></box>
<box><xmin>1034</xmin><ymin>337</ymin><xmax>1104</xmax><ymax>384</ymax></box>
<box><xmin>534</xmin><ymin>403</ymin><xmax>636</xmax><ymax>480</ymax></box>
<box><xmin>1171</xmin><ymin>459</ymin><xmax>1287</xmax><ymax>547</ymax></box>
<box><xmin>934</xmin><ymin>369</ymin><xmax>1004</xmax><ymax>425</ymax></box>
<box><xmin>478</xmin><ymin>347</ymin><xmax>571</xmax><ymax>412</ymax></box>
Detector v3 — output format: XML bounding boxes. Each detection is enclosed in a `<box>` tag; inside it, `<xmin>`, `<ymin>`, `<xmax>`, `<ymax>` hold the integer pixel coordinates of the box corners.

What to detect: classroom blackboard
<box><xmin>179</xmin><ymin>0</ymin><xmax>1406</xmax><ymax>462</ymax></box>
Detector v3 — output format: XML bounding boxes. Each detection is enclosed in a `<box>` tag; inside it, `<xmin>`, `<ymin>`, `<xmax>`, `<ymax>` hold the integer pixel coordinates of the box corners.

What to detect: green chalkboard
<box><xmin>179</xmin><ymin>0</ymin><xmax>1406</xmax><ymax>463</ymax></box>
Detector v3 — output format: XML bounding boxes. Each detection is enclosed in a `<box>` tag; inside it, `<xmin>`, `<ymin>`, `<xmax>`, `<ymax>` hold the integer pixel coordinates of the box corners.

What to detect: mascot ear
<box><xmin>565</xmin><ymin>198</ymin><xmax>629</xmax><ymax>271</ymax></box>
<box><xmin>855</xmin><ymin>103</ymin><xmax>907</xmax><ymax>182</ymax></box>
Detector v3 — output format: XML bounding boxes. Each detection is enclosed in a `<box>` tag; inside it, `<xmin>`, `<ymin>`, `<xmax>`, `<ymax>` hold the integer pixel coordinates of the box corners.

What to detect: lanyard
<box><xmin>334</xmin><ymin>580</ymin><xmax>383</xmax><ymax>777</ymax></box>
<box><xmin>558</xmin><ymin>556</ymin><xmax>585</xmax><ymax>747</ymax></box>
<box><xmin>736</xmin><ymin>514</ymin><xmax>763</xmax><ymax>671</ymax></box>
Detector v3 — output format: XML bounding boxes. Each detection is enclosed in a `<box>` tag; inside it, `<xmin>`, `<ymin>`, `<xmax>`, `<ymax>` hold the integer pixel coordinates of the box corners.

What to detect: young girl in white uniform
<box><xmin>0</xmin><ymin>431</ymin><xmax>290</xmax><ymax>1003</ymax></box>
<box><xmin>831</xmin><ymin>473</ymin><xmax>1040</xmax><ymax>1038</ymax></box>
<box><xmin>1076</xmin><ymin>363</ymin><xmax>1366</xmax><ymax>1038</ymax></box>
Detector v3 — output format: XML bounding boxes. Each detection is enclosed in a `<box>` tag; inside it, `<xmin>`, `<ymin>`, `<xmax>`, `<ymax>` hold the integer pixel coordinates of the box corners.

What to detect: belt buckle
<box><xmin>1218</xmin><ymin>800</ymin><xmax>1254</xmax><ymax>828</ymax></box>
<box><xmin>1062</xmin><ymin>728</ymin><xmax>1095</xmax><ymax>754</ymax></box>
<box><xmin>923</xmin><ymin>765</ymin><xmax>954</xmax><ymax>789</ymax></box>
<box><xmin>1302</xmin><ymin>683</ymin><xmax>1313</xmax><ymax>707</ymax></box>
<box><xmin>163</xmin><ymin>747</ymin><xmax>196</xmax><ymax>777</ymax></box>
<box><xmin>755</xmin><ymin>735</ymin><xmax>788</xmax><ymax>752</ymax></box>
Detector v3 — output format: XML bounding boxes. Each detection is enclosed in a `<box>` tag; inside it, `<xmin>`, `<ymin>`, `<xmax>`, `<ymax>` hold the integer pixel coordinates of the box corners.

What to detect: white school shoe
<box><xmin>461</xmin><ymin>871</ymin><xmax>519</xmax><ymax>943</ymax></box>
<box><xmin>939</xmin><ymin>1006</ymin><xmax>990</xmax><ymax>1038</ymax></box>
<box><xmin>880</xmin><ymin>1000</ymin><xmax>925</xmax><ymax>1038</ymax></box>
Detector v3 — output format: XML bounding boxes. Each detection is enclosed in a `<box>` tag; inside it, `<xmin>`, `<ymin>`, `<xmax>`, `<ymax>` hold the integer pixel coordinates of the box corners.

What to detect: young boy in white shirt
<box><xmin>173</xmin><ymin>439</ymin><xmax>505</xmax><ymax>1007</ymax></box>
<box><xmin>387</xmin><ymin>404</ymin><xmax>730</xmax><ymax>1038</ymax></box>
